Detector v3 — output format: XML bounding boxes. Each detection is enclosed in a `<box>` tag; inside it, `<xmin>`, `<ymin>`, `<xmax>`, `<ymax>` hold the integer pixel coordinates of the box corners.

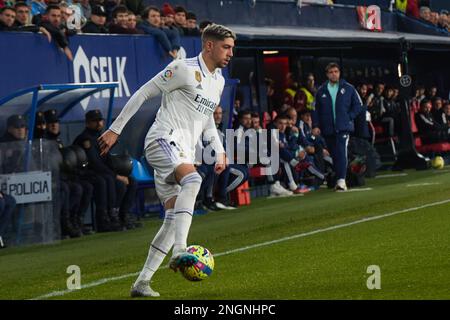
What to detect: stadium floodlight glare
<box><xmin>263</xmin><ymin>50</ymin><xmax>279</xmax><ymax>55</ymax></box>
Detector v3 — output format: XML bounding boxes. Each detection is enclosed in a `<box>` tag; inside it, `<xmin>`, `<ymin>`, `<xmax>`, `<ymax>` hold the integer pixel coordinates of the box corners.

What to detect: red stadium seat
<box><xmin>409</xmin><ymin>107</ymin><xmax>450</xmax><ymax>153</ymax></box>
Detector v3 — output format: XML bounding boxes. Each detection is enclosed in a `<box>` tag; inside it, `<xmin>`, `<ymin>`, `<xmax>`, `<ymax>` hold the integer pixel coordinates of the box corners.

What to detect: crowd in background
<box><xmin>0</xmin><ymin>1</ymin><xmax>206</xmax><ymax>59</ymax></box>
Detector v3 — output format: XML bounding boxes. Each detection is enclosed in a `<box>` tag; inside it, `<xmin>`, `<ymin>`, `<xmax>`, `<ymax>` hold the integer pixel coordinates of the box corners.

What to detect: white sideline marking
<box><xmin>345</xmin><ymin>187</ymin><xmax>373</xmax><ymax>192</ymax></box>
<box><xmin>434</xmin><ymin>169</ymin><xmax>450</xmax><ymax>173</ymax></box>
<box><xmin>30</xmin><ymin>198</ymin><xmax>450</xmax><ymax>300</ymax></box>
<box><xmin>406</xmin><ymin>182</ymin><xmax>442</xmax><ymax>187</ymax></box>
<box><xmin>375</xmin><ymin>173</ymin><xmax>408</xmax><ymax>179</ymax></box>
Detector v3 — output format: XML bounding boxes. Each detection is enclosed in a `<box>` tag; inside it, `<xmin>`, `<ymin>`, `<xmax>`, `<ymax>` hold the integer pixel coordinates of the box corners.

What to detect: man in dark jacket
<box><xmin>73</xmin><ymin>110</ymin><xmax>139</xmax><ymax>231</ymax></box>
<box><xmin>39</xmin><ymin>5</ymin><xmax>73</xmax><ymax>60</ymax></box>
<box><xmin>312</xmin><ymin>62</ymin><xmax>364</xmax><ymax>191</ymax></box>
<box><xmin>415</xmin><ymin>99</ymin><xmax>450</xmax><ymax>144</ymax></box>
<box><xmin>82</xmin><ymin>5</ymin><xmax>108</xmax><ymax>34</ymax></box>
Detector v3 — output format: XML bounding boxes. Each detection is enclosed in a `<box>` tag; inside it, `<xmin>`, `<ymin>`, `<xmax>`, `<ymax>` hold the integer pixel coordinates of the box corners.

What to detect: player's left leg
<box><xmin>132</xmin><ymin>196</ymin><xmax>177</xmax><ymax>298</ymax></box>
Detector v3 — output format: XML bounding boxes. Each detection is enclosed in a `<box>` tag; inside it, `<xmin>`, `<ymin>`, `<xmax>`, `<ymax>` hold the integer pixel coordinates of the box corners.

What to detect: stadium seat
<box><xmin>131</xmin><ymin>157</ymin><xmax>164</xmax><ymax>218</ymax></box>
<box><xmin>409</xmin><ymin>107</ymin><xmax>450</xmax><ymax>154</ymax></box>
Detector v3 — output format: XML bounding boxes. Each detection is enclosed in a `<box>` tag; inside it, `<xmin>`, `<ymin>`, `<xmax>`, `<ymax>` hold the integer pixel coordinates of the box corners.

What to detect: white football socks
<box><xmin>134</xmin><ymin>209</ymin><xmax>175</xmax><ymax>285</ymax></box>
<box><xmin>173</xmin><ymin>171</ymin><xmax>202</xmax><ymax>255</ymax></box>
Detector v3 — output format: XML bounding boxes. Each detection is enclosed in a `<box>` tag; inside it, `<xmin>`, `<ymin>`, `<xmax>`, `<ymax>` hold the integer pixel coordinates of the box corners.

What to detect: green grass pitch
<box><xmin>1</xmin><ymin>168</ymin><xmax>449</xmax><ymax>300</ymax></box>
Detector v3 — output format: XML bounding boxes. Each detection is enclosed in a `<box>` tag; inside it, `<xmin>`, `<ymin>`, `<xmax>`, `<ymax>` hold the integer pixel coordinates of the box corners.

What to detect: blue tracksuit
<box><xmin>312</xmin><ymin>79</ymin><xmax>363</xmax><ymax>180</ymax></box>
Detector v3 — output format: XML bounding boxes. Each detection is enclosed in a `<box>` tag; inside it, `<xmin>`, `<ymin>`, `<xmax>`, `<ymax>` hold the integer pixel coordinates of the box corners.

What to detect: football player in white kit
<box><xmin>98</xmin><ymin>24</ymin><xmax>236</xmax><ymax>297</ymax></box>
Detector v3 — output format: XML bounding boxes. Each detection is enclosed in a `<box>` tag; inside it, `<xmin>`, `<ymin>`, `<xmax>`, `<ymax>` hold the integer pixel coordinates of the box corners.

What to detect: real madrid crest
<box><xmin>195</xmin><ymin>71</ymin><xmax>202</xmax><ymax>83</ymax></box>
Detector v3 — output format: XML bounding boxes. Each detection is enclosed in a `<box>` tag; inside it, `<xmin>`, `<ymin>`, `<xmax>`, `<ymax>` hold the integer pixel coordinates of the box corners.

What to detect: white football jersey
<box><xmin>110</xmin><ymin>53</ymin><xmax>226</xmax><ymax>160</ymax></box>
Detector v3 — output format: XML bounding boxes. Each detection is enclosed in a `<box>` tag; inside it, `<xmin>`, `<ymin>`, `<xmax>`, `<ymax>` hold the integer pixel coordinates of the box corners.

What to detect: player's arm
<box><xmin>98</xmin><ymin>60</ymin><xmax>187</xmax><ymax>155</ymax></box>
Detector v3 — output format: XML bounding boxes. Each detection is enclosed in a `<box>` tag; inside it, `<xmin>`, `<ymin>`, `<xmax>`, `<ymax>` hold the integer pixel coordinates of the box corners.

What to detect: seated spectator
<box><xmin>109</xmin><ymin>5</ymin><xmax>140</xmax><ymax>34</ymax></box>
<box><xmin>438</xmin><ymin>11</ymin><xmax>449</xmax><ymax>30</ymax></box>
<box><xmin>427</xmin><ymin>85</ymin><xmax>438</xmax><ymax>99</ymax></box>
<box><xmin>433</xmin><ymin>100</ymin><xmax>449</xmax><ymax>127</ymax></box>
<box><xmin>126</xmin><ymin>10</ymin><xmax>143</xmax><ymax>33</ymax></box>
<box><xmin>415</xmin><ymin>99</ymin><xmax>450</xmax><ymax>144</ymax></box>
<box><xmin>161</xmin><ymin>3</ymin><xmax>175</xmax><ymax>27</ymax></box>
<box><xmin>61</xmin><ymin>1</ymin><xmax>86</xmax><ymax>34</ymax></box>
<box><xmin>185</xmin><ymin>11</ymin><xmax>200</xmax><ymax>36</ymax></box>
<box><xmin>138</xmin><ymin>6</ymin><xmax>180</xmax><ymax>59</ymax></box>
<box><xmin>14</xmin><ymin>2</ymin><xmax>31</xmax><ymax>26</ymax></box>
<box><xmin>380</xmin><ymin>86</ymin><xmax>400</xmax><ymax>137</ymax></box>
<box><xmin>0</xmin><ymin>192</ymin><xmax>16</xmax><ymax>249</ymax></box>
<box><xmin>432</xmin><ymin>96</ymin><xmax>443</xmax><ymax>118</ymax></box>
<box><xmin>173</xmin><ymin>5</ymin><xmax>189</xmax><ymax>35</ymax></box>
<box><xmin>443</xmin><ymin>102</ymin><xmax>450</xmax><ymax>127</ymax></box>
<box><xmin>281</xmin><ymin>72</ymin><xmax>298</xmax><ymax>113</ymax></box>
<box><xmin>293</xmin><ymin>74</ymin><xmax>316</xmax><ymax>113</ymax></box>
<box><xmin>367</xmin><ymin>82</ymin><xmax>385</xmax><ymax>122</ymax></box>
<box><xmin>251</xmin><ymin>112</ymin><xmax>262</xmax><ymax>132</ymax></box>
<box><xmin>39</xmin><ymin>5</ymin><xmax>73</xmax><ymax>60</ymax></box>
<box><xmin>269</xmin><ymin>115</ymin><xmax>323</xmax><ymax>193</ymax></box>
<box><xmin>0</xmin><ymin>6</ymin><xmax>51</xmax><ymax>42</ymax></box>
<box><xmin>419</xmin><ymin>6</ymin><xmax>432</xmax><ymax>23</ymax></box>
<box><xmin>82</xmin><ymin>5</ymin><xmax>108</xmax><ymax>33</ymax></box>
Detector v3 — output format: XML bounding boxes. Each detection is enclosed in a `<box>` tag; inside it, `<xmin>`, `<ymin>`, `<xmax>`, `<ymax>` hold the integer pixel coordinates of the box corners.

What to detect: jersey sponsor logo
<box><xmin>194</xmin><ymin>94</ymin><xmax>217</xmax><ymax>116</ymax></box>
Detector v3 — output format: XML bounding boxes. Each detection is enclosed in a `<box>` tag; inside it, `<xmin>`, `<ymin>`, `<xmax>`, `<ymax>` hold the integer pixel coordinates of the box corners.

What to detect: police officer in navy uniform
<box><xmin>73</xmin><ymin>110</ymin><xmax>138</xmax><ymax>231</ymax></box>
<box><xmin>0</xmin><ymin>115</ymin><xmax>28</xmax><ymax>174</ymax></box>
<box><xmin>44</xmin><ymin>109</ymin><xmax>94</xmax><ymax>237</ymax></box>
<box><xmin>312</xmin><ymin>63</ymin><xmax>364</xmax><ymax>192</ymax></box>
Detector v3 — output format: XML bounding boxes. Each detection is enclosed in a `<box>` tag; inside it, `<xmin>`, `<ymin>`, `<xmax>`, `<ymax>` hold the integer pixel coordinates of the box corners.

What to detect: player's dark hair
<box><xmin>202</xmin><ymin>23</ymin><xmax>236</xmax><ymax>43</ymax></box>
<box><xmin>251</xmin><ymin>112</ymin><xmax>260</xmax><ymax>118</ymax></box>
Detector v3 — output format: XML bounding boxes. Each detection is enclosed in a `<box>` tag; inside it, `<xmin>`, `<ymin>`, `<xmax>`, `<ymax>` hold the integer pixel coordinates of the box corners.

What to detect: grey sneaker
<box><xmin>169</xmin><ymin>251</ymin><xmax>198</xmax><ymax>272</ymax></box>
<box><xmin>130</xmin><ymin>281</ymin><xmax>160</xmax><ymax>298</ymax></box>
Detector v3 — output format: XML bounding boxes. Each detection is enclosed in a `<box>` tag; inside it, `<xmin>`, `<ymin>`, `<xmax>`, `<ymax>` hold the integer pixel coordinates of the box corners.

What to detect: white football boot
<box><xmin>130</xmin><ymin>281</ymin><xmax>160</xmax><ymax>298</ymax></box>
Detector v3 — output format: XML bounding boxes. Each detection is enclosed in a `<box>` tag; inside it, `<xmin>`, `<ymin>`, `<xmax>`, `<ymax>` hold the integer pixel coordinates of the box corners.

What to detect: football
<box><xmin>431</xmin><ymin>156</ymin><xmax>445</xmax><ymax>169</ymax></box>
<box><xmin>181</xmin><ymin>245</ymin><xmax>214</xmax><ymax>281</ymax></box>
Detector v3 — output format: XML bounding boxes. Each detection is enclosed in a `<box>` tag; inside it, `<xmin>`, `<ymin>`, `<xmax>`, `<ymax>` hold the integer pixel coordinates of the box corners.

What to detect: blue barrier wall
<box><xmin>0</xmin><ymin>32</ymin><xmax>203</xmax><ymax>120</ymax></box>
